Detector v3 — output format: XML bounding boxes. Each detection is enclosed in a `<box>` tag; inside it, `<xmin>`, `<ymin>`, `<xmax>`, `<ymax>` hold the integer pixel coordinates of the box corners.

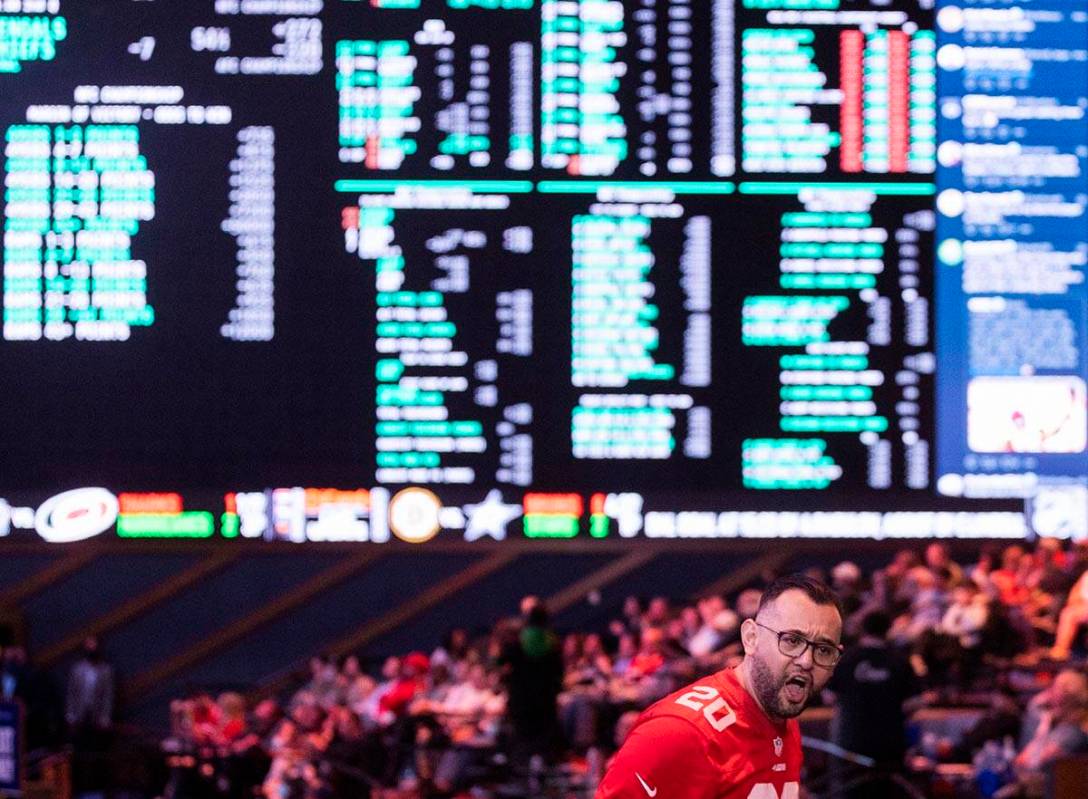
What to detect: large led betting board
<box><xmin>0</xmin><ymin>0</ymin><xmax>1083</xmax><ymax>544</ymax></box>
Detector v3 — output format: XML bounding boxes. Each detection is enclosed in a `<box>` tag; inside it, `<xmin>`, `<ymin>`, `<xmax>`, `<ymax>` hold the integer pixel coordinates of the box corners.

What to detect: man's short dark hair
<box><xmin>860</xmin><ymin>609</ymin><xmax>891</xmax><ymax>638</ymax></box>
<box><xmin>525</xmin><ymin>604</ymin><xmax>551</xmax><ymax>629</ymax></box>
<box><xmin>755</xmin><ymin>574</ymin><xmax>844</xmax><ymax>619</ymax></box>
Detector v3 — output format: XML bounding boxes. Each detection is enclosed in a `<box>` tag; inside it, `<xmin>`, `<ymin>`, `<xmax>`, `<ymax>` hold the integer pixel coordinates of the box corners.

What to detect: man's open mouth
<box><xmin>783</xmin><ymin>675</ymin><xmax>809</xmax><ymax>702</ymax></box>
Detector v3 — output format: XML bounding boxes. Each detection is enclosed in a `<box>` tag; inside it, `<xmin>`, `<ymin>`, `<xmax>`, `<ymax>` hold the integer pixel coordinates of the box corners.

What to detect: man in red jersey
<box><xmin>596</xmin><ymin>574</ymin><xmax>843</xmax><ymax>799</ymax></box>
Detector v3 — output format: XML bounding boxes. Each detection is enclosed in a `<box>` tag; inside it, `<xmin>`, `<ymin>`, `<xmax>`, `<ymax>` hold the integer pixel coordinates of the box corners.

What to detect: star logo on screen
<box><xmin>463</xmin><ymin>489</ymin><xmax>522</xmax><ymax>542</ymax></box>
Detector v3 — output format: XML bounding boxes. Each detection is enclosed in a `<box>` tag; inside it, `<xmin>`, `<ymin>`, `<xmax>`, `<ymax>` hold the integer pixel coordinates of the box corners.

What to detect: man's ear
<box><xmin>740</xmin><ymin>618</ymin><xmax>758</xmax><ymax>655</ymax></box>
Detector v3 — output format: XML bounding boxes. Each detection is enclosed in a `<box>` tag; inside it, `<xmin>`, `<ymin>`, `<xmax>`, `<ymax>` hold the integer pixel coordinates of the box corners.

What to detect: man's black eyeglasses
<box><xmin>754</xmin><ymin>621</ymin><xmax>843</xmax><ymax>668</ymax></box>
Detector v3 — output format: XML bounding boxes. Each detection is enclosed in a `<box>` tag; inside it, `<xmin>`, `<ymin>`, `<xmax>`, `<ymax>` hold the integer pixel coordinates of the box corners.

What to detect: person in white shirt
<box><xmin>1050</xmin><ymin>570</ymin><xmax>1088</xmax><ymax>660</ymax></box>
<box><xmin>423</xmin><ymin>664</ymin><xmax>505</xmax><ymax>793</ymax></box>
<box><xmin>940</xmin><ymin>584</ymin><xmax>990</xmax><ymax>650</ymax></box>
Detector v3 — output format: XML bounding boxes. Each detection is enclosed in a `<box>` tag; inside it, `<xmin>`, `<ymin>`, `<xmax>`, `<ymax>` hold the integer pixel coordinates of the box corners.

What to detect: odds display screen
<box><xmin>0</xmin><ymin>0</ymin><xmax>1084</xmax><ymax>544</ymax></box>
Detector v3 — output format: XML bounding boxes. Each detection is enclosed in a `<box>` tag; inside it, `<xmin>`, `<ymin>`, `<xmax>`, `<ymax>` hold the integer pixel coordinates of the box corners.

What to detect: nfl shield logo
<box><xmin>773</xmin><ymin>737</ymin><xmax>784</xmax><ymax>758</ymax></box>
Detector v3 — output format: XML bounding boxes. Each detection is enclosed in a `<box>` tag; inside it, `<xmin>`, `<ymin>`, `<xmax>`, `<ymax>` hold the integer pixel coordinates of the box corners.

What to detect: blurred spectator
<box><xmin>377</xmin><ymin>652</ymin><xmax>429</xmax><ymax>723</ymax></box>
<box><xmin>66</xmin><ymin>636</ymin><xmax>114</xmax><ymax>735</ymax></box>
<box><xmin>2</xmin><ymin>644</ymin><xmax>61</xmax><ymax>751</ymax></box>
<box><xmin>261</xmin><ymin>730</ymin><xmax>321</xmax><ymax>799</ymax></box>
<box><xmin>236</xmin><ymin>698</ymin><xmax>282</xmax><ymax>793</ymax></box>
<box><xmin>318</xmin><ymin>705</ymin><xmax>373</xmax><ymax>799</ymax></box>
<box><xmin>734</xmin><ymin>588</ymin><xmax>762</xmax><ymax>620</ymax></box>
<box><xmin>955</xmin><ymin>687</ymin><xmax>1022</xmax><ymax>762</ymax></box>
<box><xmin>250</xmin><ymin>697</ymin><xmax>283</xmax><ymax>739</ymax></box>
<box><xmin>430</xmin><ymin>627</ymin><xmax>470</xmax><ymax>672</ymax></box>
<box><xmin>969</xmin><ymin>545</ymin><xmax>1001</xmax><ymax>597</ymax></box>
<box><xmin>992</xmin><ymin>546</ymin><xmax>1031</xmax><ymax>608</ymax></box>
<box><xmin>217</xmin><ymin>692</ymin><xmax>248</xmax><ymax>744</ymax></box>
<box><xmin>611</xmin><ymin>632</ymin><xmax>638</xmax><ymax>678</ymax></box>
<box><xmin>1049</xmin><ymin>569</ymin><xmax>1088</xmax><ymax>660</ymax></box>
<box><xmin>519</xmin><ymin>594</ymin><xmax>541</xmax><ymax>616</ymax></box>
<box><xmin>828</xmin><ymin>610</ymin><xmax>921</xmax><ymax>797</ymax></box>
<box><xmin>361</xmin><ymin>656</ymin><xmax>400</xmax><ymax>725</ymax></box>
<box><xmin>831</xmin><ymin>561</ymin><xmax>864</xmax><ymax>618</ymax></box>
<box><xmin>426</xmin><ymin>663</ymin><xmax>504</xmax><ymax>792</ymax></box>
<box><xmin>1001</xmin><ymin>670</ymin><xmax>1088</xmax><ymax>797</ymax></box>
<box><xmin>885</xmin><ymin>549</ymin><xmax>922</xmax><ymax>596</ymax></box>
<box><xmin>341</xmin><ymin>655</ymin><xmax>376</xmax><ymax>716</ymax></box>
<box><xmin>502</xmin><ymin>602</ymin><xmax>563</xmax><ymax>768</ymax></box>
<box><xmin>672</xmin><ymin>606</ymin><xmax>701</xmax><ymax>651</ymax></box>
<box><xmin>626</xmin><ymin>627</ymin><xmax>665</xmax><ymax>680</ymax></box>
<box><xmin>301</xmin><ymin>654</ymin><xmax>339</xmax><ymax>709</ymax></box>
<box><xmin>559</xmin><ymin>633</ymin><xmax>610</xmax><ymax>750</ymax></box>
<box><xmin>920</xmin><ymin>582</ymin><xmax>991</xmax><ymax>685</ymax></box>
<box><xmin>620</xmin><ymin>596</ymin><xmax>642</xmax><ymax>634</ymax></box>
<box><xmin>642</xmin><ymin>596</ymin><xmax>670</xmax><ymax>629</ymax></box>
<box><xmin>1033</xmin><ymin>539</ymin><xmax>1073</xmax><ymax>595</ymax></box>
<box><xmin>890</xmin><ymin>567</ymin><xmax>948</xmax><ymax>650</ymax></box>
<box><xmin>686</xmin><ymin>596</ymin><xmax>739</xmax><ymax>658</ymax></box>
<box><xmin>926</xmin><ymin>542</ymin><xmax>965</xmax><ymax>587</ymax></box>
<box><xmin>67</xmin><ymin>636</ymin><xmax>115</xmax><ymax>798</ymax></box>
<box><xmin>942</xmin><ymin>583</ymin><xmax>990</xmax><ymax>647</ymax></box>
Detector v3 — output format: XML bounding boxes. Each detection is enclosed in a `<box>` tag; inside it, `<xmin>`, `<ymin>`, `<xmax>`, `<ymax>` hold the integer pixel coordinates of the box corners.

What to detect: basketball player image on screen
<box><xmin>596</xmin><ymin>575</ymin><xmax>843</xmax><ymax>799</ymax></box>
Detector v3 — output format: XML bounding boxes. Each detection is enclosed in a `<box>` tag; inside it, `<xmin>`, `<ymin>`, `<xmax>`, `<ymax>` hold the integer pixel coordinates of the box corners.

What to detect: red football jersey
<box><xmin>596</xmin><ymin>667</ymin><xmax>802</xmax><ymax>799</ymax></box>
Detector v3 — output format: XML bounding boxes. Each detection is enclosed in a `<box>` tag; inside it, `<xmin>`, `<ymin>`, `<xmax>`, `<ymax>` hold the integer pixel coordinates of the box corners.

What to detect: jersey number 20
<box><xmin>674</xmin><ymin>686</ymin><xmax>737</xmax><ymax>732</ymax></box>
<box><xmin>747</xmin><ymin>783</ymin><xmax>799</xmax><ymax>799</ymax></box>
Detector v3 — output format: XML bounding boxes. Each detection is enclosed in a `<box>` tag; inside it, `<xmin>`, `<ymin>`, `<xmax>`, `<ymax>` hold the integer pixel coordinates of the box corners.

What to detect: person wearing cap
<box><xmin>378</xmin><ymin>652</ymin><xmax>430</xmax><ymax>720</ymax></box>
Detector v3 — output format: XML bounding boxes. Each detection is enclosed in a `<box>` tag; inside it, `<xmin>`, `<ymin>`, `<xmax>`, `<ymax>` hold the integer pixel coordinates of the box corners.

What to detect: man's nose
<box><xmin>794</xmin><ymin>644</ymin><xmax>816</xmax><ymax>669</ymax></box>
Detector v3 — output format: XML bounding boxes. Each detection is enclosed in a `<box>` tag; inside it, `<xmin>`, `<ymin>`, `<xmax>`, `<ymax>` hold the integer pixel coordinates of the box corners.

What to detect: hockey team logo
<box><xmin>388</xmin><ymin>487</ymin><xmax>442</xmax><ymax>544</ymax></box>
<box><xmin>35</xmin><ymin>487</ymin><xmax>119</xmax><ymax>543</ymax></box>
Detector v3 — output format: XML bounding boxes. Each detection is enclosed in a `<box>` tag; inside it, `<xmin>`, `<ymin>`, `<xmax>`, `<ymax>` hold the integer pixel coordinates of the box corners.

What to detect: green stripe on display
<box><xmin>738</xmin><ymin>182</ymin><xmax>936</xmax><ymax>195</ymax></box>
<box><xmin>537</xmin><ymin>181</ymin><xmax>735</xmax><ymax>194</ymax></box>
<box><xmin>334</xmin><ymin>180</ymin><xmax>534</xmax><ymax>193</ymax></box>
<box><xmin>335</xmin><ymin>180</ymin><xmax>931</xmax><ymax>196</ymax></box>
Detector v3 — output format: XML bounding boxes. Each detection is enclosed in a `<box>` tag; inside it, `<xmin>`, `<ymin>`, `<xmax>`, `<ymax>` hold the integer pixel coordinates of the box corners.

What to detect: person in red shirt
<box><xmin>379</xmin><ymin>651</ymin><xmax>430</xmax><ymax>720</ymax></box>
<box><xmin>596</xmin><ymin>575</ymin><xmax>843</xmax><ymax>799</ymax></box>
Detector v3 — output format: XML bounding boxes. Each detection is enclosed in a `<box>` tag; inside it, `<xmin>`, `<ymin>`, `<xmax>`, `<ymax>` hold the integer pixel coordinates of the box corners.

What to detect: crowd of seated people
<box><xmin>148</xmin><ymin>538</ymin><xmax>1088</xmax><ymax>797</ymax></box>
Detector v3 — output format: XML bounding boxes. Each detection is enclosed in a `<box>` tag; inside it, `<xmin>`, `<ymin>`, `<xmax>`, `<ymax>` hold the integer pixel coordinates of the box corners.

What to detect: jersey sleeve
<box><xmin>596</xmin><ymin>716</ymin><xmax>721</xmax><ymax>799</ymax></box>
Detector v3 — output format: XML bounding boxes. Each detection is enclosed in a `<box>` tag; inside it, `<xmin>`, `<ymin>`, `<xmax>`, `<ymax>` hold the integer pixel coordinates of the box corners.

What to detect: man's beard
<box><xmin>749</xmin><ymin>654</ymin><xmax>810</xmax><ymax>720</ymax></box>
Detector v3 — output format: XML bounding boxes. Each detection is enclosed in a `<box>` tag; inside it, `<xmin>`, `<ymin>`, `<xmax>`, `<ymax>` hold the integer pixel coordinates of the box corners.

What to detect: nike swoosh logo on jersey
<box><xmin>636</xmin><ymin>772</ymin><xmax>658</xmax><ymax>797</ymax></box>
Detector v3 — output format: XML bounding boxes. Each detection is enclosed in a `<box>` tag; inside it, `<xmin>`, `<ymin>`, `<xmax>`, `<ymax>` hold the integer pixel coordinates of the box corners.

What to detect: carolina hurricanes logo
<box><xmin>35</xmin><ymin>488</ymin><xmax>118</xmax><ymax>543</ymax></box>
<box><xmin>773</xmin><ymin>736</ymin><xmax>784</xmax><ymax>758</ymax></box>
